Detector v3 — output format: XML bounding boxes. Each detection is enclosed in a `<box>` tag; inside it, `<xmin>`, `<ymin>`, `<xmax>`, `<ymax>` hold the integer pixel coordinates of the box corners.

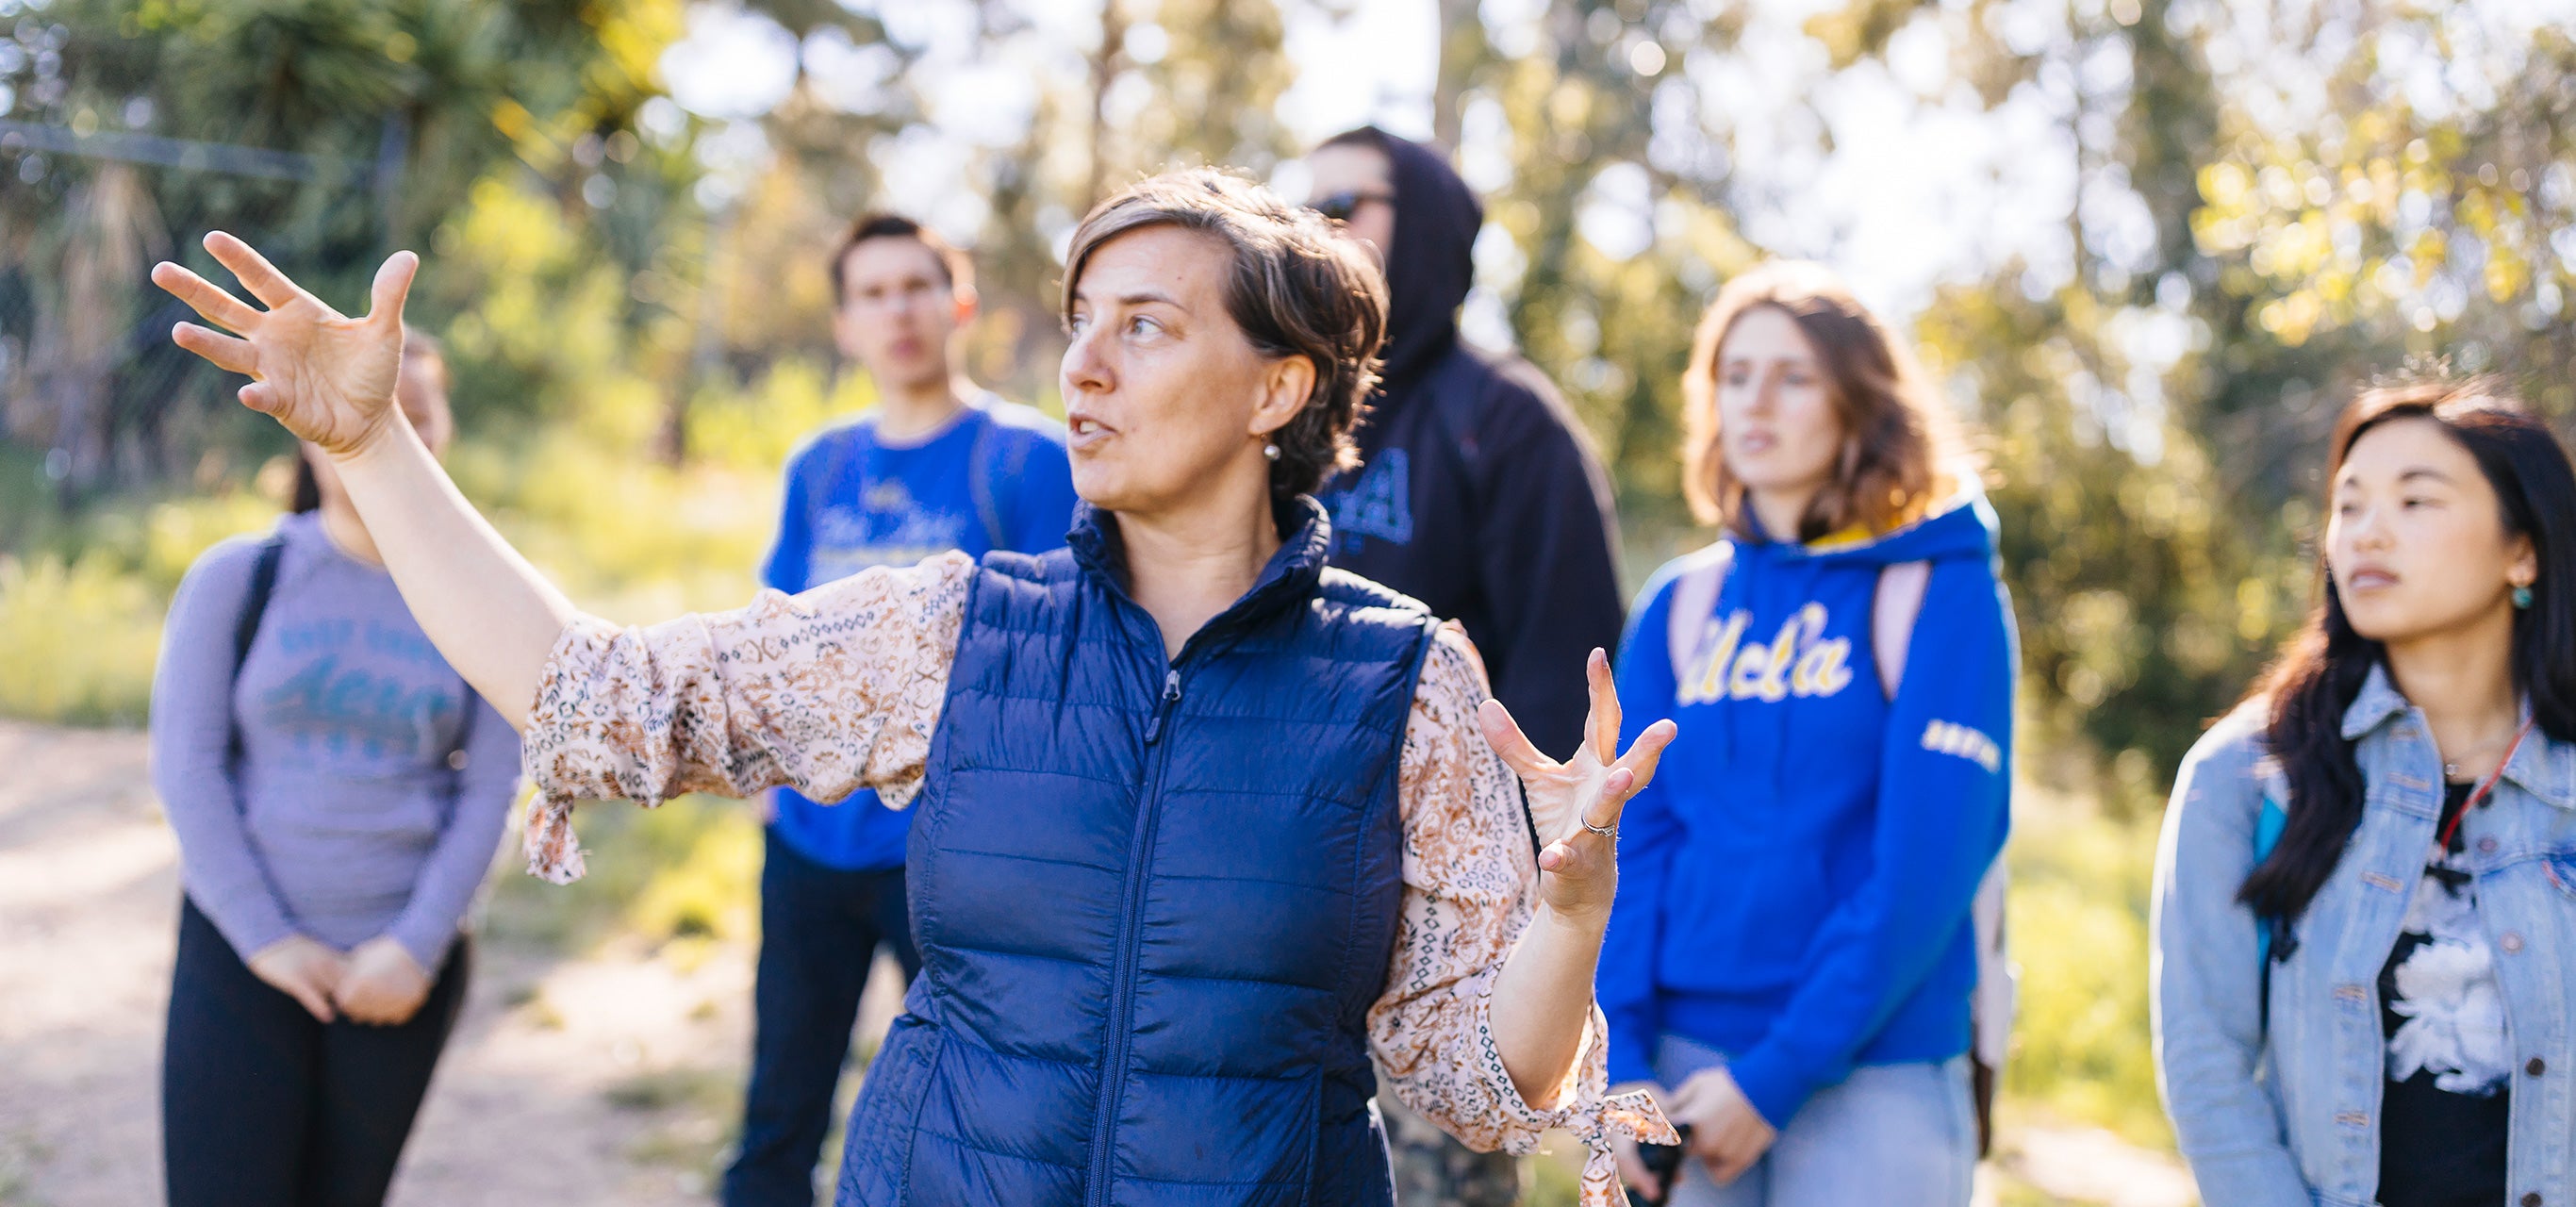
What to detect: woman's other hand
<box><xmin>1667</xmin><ymin>1066</ymin><xmax>1777</xmax><ymax>1185</ymax></box>
<box><xmin>334</xmin><ymin>937</ymin><xmax>434</xmax><ymax>1026</ymax></box>
<box><xmin>1610</xmin><ymin>1132</ymin><xmax>1661</xmax><ymax>1203</ymax></box>
<box><xmin>245</xmin><ymin>935</ymin><xmax>349</xmax><ymax>1023</ymax></box>
<box><xmin>151</xmin><ymin>233</ymin><xmax>418</xmax><ymax>457</ymax></box>
<box><xmin>1479</xmin><ymin>647</ymin><xmax>1676</xmax><ymax>926</ymax></box>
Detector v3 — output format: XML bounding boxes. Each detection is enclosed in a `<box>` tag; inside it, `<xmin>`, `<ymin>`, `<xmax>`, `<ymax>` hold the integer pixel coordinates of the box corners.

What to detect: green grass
<box><xmin>1997</xmin><ymin>785</ymin><xmax>2173</xmax><ymax>1149</ymax></box>
<box><xmin>0</xmin><ymin>486</ymin><xmax>282</xmax><ymax>727</ymax></box>
<box><xmin>0</xmin><ymin>552</ymin><xmax>163</xmax><ymax>727</ymax></box>
<box><xmin>485</xmin><ymin>792</ymin><xmax>765</xmax><ymax>956</ymax></box>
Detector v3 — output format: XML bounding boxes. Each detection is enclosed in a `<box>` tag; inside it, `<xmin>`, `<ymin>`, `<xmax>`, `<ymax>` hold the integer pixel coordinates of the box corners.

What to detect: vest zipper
<box><xmin>1087</xmin><ymin>665</ymin><xmax>1186</xmax><ymax>1204</ymax></box>
<box><xmin>1141</xmin><ymin>669</ymin><xmax>1182</xmax><ymax>744</ymax></box>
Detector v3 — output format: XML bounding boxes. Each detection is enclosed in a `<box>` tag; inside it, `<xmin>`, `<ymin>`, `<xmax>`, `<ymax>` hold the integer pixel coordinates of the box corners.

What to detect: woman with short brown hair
<box><xmin>153</xmin><ymin>168</ymin><xmax>1675</xmax><ymax>1206</ymax></box>
<box><xmin>1603</xmin><ymin>261</ymin><xmax>2015</xmax><ymax>1207</ymax></box>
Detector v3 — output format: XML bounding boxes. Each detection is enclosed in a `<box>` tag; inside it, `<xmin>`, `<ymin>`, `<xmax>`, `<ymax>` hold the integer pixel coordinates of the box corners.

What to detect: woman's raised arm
<box><xmin>154</xmin><ymin>234</ymin><xmax>575</xmax><ymax>727</ymax></box>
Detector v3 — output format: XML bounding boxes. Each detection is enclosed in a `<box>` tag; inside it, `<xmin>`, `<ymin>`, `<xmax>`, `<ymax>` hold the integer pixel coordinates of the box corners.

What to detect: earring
<box><xmin>2514</xmin><ymin>583</ymin><xmax>2535</xmax><ymax>610</ymax></box>
<box><xmin>1263</xmin><ymin>442</ymin><xmax>1280</xmax><ymax>461</ymax></box>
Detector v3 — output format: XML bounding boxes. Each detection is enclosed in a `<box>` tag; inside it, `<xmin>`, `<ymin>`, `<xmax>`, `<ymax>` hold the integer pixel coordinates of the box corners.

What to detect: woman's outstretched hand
<box><xmin>151</xmin><ymin>233</ymin><xmax>419</xmax><ymax>457</ymax></box>
<box><xmin>151</xmin><ymin>231</ymin><xmax>580</xmax><ymax>740</ymax></box>
<box><xmin>1479</xmin><ymin>647</ymin><xmax>1676</xmax><ymax>926</ymax></box>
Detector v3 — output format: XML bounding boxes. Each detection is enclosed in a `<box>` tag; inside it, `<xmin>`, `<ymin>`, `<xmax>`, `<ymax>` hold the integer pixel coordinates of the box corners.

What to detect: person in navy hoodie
<box><xmin>730</xmin><ymin>213</ymin><xmax>1078</xmax><ymax>1207</ymax></box>
<box><xmin>1601</xmin><ymin>261</ymin><xmax>2015</xmax><ymax>1206</ymax></box>
<box><xmin>1303</xmin><ymin>123</ymin><xmax>1630</xmax><ymax>1207</ymax></box>
<box><xmin>1302</xmin><ymin>127</ymin><xmax>1626</xmax><ymax>769</ymax></box>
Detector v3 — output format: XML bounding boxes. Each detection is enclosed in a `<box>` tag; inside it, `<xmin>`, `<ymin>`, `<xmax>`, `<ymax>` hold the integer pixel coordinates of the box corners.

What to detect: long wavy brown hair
<box><xmin>1681</xmin><ymin>260</ymin><xmax>1959</xmax><ymax>539</ymax></box>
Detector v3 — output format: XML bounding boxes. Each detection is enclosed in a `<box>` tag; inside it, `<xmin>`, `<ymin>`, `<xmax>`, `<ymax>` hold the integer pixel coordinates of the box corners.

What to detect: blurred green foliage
<box><xmin>487</xmin><ymin>791</ymin><xmax>766</xmax><ymax>954</ymax></box>
<box><xmin>2004</xmin><ymin>785</ymin><xmax>2171</xmax><ymax>1147</ymax></box>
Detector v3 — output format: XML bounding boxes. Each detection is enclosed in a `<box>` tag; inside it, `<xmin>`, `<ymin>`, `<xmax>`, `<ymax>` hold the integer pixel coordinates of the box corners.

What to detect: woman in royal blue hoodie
<box><xmin>1602</xmin><ymin>261</ymin><xmax>2015</xmax><ymax>1206</ymax></box>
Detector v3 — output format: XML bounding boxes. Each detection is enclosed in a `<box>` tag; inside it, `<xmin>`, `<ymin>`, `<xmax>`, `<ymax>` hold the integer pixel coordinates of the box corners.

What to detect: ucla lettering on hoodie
<box><xmin>1674</xmin><ymin>602</ymin><xmax>1860</xmax><ymax>704</ymax></box>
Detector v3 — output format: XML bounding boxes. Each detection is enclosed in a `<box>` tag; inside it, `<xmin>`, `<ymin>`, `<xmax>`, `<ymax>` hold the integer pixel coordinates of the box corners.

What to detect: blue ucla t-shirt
<box><xmin>761</xmin><ymin>395</ymin><xmax>1078</xmax><ymax>870</ymax></box>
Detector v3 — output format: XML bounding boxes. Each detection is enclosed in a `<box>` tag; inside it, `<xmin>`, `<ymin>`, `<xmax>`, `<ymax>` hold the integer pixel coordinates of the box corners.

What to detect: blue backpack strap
<box><xmin>2252</xmin><ymin>792</ymin><xmax>2287</xmax><ymax>966</ymax></box>
<box><xmin>2253</xmin><ymin>789</ymin><xmax>2288</xmax><ymax>1032</ymax></box>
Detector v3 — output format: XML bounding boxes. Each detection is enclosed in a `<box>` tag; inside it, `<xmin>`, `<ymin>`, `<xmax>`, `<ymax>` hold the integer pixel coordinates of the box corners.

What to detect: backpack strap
<box><xmin>227</xmin><ymin>534</ymin><xmax>289</xmax><ymax>764</ymax></box>
<box><xmin>446</xmin><ymin>672</ymin><xmax>478</xmax><ymax>771</ymax></box>
<box><xmin>2252</xmin><ymin>796</ymin><xmax>2289</xmax><ymax>902</ymax></box>
<box><xmin>1870</xmin><ymin>559</ymin><xmax>1931</xmax><ymax>699</ymax></box>
<box><xmin>233</xmin><ymin>535</ymin><xmax>288</xmax><ymax>673</ymax></box>
<box><xmin>1870</xmin><ymin>556</ymin><xmax>2013</xmax><ymax>1157</ymax></box>
<box><xmin>1663</xmin><ymin>542</ymin><xmax>1736</xmax><ymax>692</ymax></box>
<box><xmin>2253</xmin><ymin>788</ymin><xmax>2289</xmax><ymax>1030</ymax></box>
<box><xmin>964</xmin><ymin>404</ymin><xmax>1016</xmax><ymax>553</ymax></box>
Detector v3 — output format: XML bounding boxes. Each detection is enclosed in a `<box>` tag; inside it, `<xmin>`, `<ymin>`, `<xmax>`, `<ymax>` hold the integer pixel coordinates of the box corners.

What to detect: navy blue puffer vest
<box><xmin>833</xmin><ymin>497</ymin><xmax>1439</xmax><ymax>1206</ymax></box>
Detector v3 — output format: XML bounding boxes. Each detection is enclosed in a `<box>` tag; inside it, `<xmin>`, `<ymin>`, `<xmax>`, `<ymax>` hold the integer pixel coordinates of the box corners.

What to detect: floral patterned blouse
<box><xmin>517</xmin><ymin>552</ymin><xmax>1673</xmax><ymax>1202</ymax></box>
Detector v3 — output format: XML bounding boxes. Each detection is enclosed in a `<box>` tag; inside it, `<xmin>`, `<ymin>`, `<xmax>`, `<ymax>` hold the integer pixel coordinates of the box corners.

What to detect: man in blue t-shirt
<box><xmin>724</xmin><ymin>214</ymin><xmax>1077</xmax><ymax>1207</ymax></box>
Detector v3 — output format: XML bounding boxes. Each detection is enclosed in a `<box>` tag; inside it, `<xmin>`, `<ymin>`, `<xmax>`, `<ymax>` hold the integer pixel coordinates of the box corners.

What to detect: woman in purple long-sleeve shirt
<box><xmin>149</xmin><ymin>332</ymin><xmax>520</xmax><ymax>1207</ymax></box>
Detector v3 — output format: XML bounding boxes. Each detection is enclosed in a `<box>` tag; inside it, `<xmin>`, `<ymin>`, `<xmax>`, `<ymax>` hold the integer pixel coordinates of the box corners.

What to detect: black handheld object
<box><xmin>1631</xmin><ymin>1124</ymin><xmax>1693</xmax><ymax>1207</ymax></box>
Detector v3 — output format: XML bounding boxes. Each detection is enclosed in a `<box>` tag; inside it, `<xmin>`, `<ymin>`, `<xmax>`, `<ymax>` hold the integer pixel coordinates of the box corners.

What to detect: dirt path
<box><xmin>0</xmin><ymin>720</ymin><xmax>800</xmax><ymax>1207</ymax></box>
<box><xmin>0</xmin><ymin>719</ymin><xmax>2195</xmax><ymax>1206</ymax></box>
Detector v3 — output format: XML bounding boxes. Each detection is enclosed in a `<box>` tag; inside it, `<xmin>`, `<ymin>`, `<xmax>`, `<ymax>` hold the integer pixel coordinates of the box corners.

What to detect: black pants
<box><xmin>722</xmin><ymin>829</ymin><xmax>921</xmax><ymax>1207</ymax></box>
<box><xmin>162</xmin><ymin>898</ymin><xmax>471</xmax><ymax>1207</ymax></box>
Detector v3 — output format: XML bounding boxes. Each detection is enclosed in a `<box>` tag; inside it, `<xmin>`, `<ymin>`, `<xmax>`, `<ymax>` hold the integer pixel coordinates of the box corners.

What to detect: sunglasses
<box><xmin>1308</xmin><ymin>190</ymin><xmax>1395</xmax><ymax>223</ymax></box>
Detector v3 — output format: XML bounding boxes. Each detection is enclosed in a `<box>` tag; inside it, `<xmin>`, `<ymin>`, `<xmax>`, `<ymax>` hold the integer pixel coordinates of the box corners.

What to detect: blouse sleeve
<box><xmin>516</xmin><ymin>552</ymin><xmax>974</xmax><ymax>883</ymax></box>
<box><xmin>1368</xmin><ymin>622</ymin><xmax>1676</xmax><ymax>1207</ymax></box>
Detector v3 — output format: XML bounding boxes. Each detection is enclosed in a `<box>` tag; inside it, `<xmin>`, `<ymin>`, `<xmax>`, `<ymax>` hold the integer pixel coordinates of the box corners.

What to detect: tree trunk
<box><xmin>1085</xmin><ymin>0</ymin><xmax>1128</xmax><ymax>212</ymax></box>
<box><xmin>1432</xmin><ymin>0</ymin><xmax>1482</xmax><ymax>151</ymax></box>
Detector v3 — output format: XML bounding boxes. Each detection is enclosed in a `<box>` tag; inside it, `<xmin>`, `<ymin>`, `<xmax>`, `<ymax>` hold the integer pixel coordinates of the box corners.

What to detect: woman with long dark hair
<box><xmin>2153</xmin><ymin>378</ymin><xmax>2576</xmax><ymax>1207</ymax></box>
<box><xmin>151</xmin><ymin>331</ymin><xmax>521</xmax><ymax>1206</ymax></box>
<box><xmin>149</xmin><ymin>170</ymin><xmax>1677</xmax><ymax>1206</ymax></box>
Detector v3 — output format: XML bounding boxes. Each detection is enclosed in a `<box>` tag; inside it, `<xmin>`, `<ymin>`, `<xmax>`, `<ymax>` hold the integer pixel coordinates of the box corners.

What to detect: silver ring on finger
<box><xmin>1583</xmin><ymin>817</ymin><xmax>1617</xmax><ymax>838</ymax></box>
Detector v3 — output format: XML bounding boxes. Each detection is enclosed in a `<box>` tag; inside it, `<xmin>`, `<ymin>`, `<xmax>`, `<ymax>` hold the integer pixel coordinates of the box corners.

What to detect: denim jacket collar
<box><xmin>2339</xmin><ymin>661</ymin><xmax>2576</xmax><ymax>810</ymax></box>
<box><xmin>2337</xmin><ymin>664</ymin><xmax>2410</xmax><ymax>742</ymax></box>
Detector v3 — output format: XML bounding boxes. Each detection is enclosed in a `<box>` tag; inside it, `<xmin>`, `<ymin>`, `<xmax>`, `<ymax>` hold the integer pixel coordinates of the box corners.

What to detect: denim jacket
<box><xmin>2152</xmin><ymin>666</ymin><xmax>2576</xmax><ymax>1207</ymax></box>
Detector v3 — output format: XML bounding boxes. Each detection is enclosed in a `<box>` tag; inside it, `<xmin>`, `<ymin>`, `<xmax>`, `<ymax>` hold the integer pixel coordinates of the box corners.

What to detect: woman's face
<box><xmin>2329</xmin><ymin>416</ymin><xmax>2535</xmax><ymax>644</ymax></box>
<box><xmin>1059</xmin><ymin>225</ymin><xmax>1309</xmax><ymax>519</ymax></box>
<box><xmin>1714</xmin><ymin>306</ymin><xmax>1844</xmax><ymax>505</ymax></box>
<box><xmin>306</xmin><ymin>355</ymin><xmax>452</xmax><ymax>505</ymax></box>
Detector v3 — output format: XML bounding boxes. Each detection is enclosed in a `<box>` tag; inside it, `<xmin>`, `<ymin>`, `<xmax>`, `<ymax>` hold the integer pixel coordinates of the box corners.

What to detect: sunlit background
<box><xmin>5</xmin><ymin>0</ymin><xmax>2575</xmax><ymax>1202</ymax></box>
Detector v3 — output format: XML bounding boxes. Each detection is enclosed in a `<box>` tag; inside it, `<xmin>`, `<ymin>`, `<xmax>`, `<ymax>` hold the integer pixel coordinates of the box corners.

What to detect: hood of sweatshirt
<box><xmin>1742</xmin><ymin>479</ymin><xmax>2000</xmax><ymax>570</ymax></box>
<box><xmin>1331</xmin><ymin>126</ymin><xmax>1481</xmax><ymax>392</ymax></box>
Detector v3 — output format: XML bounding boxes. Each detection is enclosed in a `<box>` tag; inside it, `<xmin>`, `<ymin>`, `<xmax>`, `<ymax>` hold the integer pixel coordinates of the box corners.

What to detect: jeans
<box><xmin>721</xmin><ymin>829</ymin><xmax>922</xmax><ymax>1207</ymax></box>
<box><xmin>161</xmin><ymin>897</ymin><xmax>471</xmax><ymax>1207</ymax></box>
<box><xmin>1654</xmin><ymin>1034</ymin><xmax>1975</xmax><ymax>1207</ymax></box>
